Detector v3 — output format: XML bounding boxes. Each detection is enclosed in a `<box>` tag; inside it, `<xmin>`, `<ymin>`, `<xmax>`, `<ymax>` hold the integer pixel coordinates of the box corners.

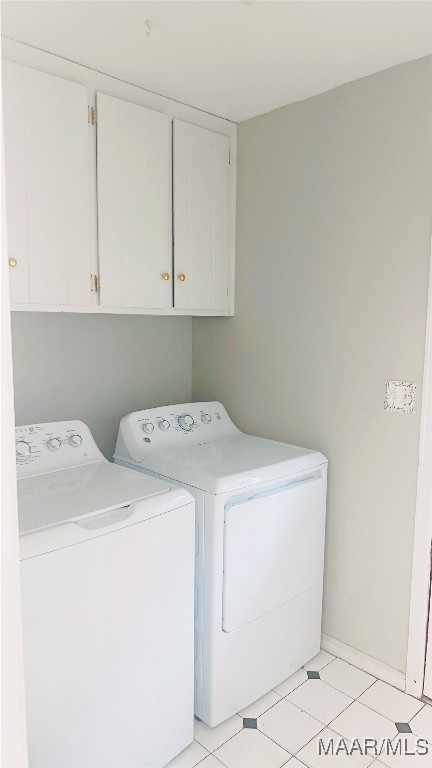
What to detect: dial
<box><xmin>159</xmin><ymin>419</ymin><xmax>170</xmax><ymax>431</ymax></box>
<box><xmin>178</xmin><ymin>414</ymin><xmax>194</xmax><ymax>431</ymax></box>
<box><xmin>16</xmin><ymin>440</ymin><xmax>31</xmax><ymax>459</ymax></box>
<box><xmin>47</xmin><ymin>437</ymin><xmax>61</xmax><ymax>451</ymax></box>
<box><xmin>142</xmin><ymin>422</ymin><xmax>154</xmax><ymax>434</ymax></box>
<box><xmin>68</xmin><ymin>434</ymin><xmax>82</xmax><ymax>447</ymax></box>
<box><xmin>201</xmin><ymin>413</ymin><xmax>211</xmax><ymax>424</ymax></box>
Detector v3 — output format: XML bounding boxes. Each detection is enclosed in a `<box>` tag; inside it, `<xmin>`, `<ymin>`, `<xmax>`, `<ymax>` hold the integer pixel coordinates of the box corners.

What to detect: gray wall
<box><xmin>12</xmin><ymin>313</ymin><xmax>192</xmax><ymax>458</ymax></box>
<box><xmin>193</xmin><ymin>57</ymin><xmax>432</xmax><ymax>673</ymax></box>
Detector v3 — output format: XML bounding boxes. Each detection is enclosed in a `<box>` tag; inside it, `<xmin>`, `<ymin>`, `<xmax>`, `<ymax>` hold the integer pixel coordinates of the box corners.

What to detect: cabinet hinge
<box><xmin>90</xmin><ymin>274</ymin><xmax>99</xmax><ymax>293</ymax></box>
<box><xmin>88</xmin><ymin>106</ymin><xmax>96</xmax><ymax>126</ymax></box>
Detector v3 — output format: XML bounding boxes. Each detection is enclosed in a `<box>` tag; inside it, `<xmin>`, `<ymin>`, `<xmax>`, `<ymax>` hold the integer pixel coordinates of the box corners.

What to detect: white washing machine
<box><xmin>114</xmin><ymin>402</ymin><xmax>328</xmax><ymax>727</ymax></box>
<box><xmin>16</xmin><ymin>420</ymin><xmax>195</xmax><ymax>768</ymax></box>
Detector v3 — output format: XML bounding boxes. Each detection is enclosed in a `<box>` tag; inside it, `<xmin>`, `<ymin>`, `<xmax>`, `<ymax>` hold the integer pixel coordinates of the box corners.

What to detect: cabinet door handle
<box><xmin>161</xmin><ymin>272</ymin><xmax>170</xmax><ymax>281</ymax></box>
<box><xmin>8</xmin><ymin>258</ymin><xmax>17</xmax><ymax>268</ymax></box>
<box><xmin>177</xmin><ymin>273</ymin><xmax>186</xmax><ymax>282</ymax></box>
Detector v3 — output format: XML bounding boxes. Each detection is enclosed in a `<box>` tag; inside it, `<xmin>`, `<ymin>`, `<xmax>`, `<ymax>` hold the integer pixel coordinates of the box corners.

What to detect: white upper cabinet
<box><xmin>173</xmin><ymin>120</ymin><xmax>231</xmax><ymax>313</ymax></box>
<box><xmin>97</xmin><ymin>94</ymin><xmax>172</xmax><ymax>309</ymax></box>
<box><xmin>3</xmin><ymin>51</ymin><xmax>235</xmax><ymax>315</ymax></box>
<box><xmin>3</xmin><ymin>61</ymin><xmax>91</xmax><ymax>306</ymax></box>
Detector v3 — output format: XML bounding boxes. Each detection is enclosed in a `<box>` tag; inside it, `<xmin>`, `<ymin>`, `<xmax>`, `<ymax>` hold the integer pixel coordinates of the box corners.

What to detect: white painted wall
<box><xmin>11</xmin><ymin>313</ymin><xmax>192</xmax><ymax>458</ymax></box>
<box><xmin>193</xmin><ymin>57</ymin><xmax>432</xmax><ymax>673</ymax></box>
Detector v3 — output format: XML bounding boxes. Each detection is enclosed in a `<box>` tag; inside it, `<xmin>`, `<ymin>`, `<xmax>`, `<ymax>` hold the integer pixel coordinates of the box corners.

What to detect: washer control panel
<box><xmin>15</xmin><ymin>421</ymin><xmax>104</xmax><ymax>478</ymax></box>
<box><xmin>116</xmin><ymin>401</ymin><xmax>241</xmax><ymax>462</ymax></box>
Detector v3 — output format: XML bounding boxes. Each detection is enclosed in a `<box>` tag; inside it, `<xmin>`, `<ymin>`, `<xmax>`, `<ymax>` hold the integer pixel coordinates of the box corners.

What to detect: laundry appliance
<box><xmin>114</xmin><ymin>402</ymin><xmax>328</xmax><ymax>727</ymax></box>
<box><xmin>16</xmin><ymin>420</ymin><xmax>195</xmax><ymax>768</ymax></box>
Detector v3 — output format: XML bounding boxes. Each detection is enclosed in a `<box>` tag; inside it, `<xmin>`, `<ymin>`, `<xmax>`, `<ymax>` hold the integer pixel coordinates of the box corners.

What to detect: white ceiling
<box><xmin>2</xmin><ymin>1</ymin><xmax>431</xmax><ymax>122</ymax></box>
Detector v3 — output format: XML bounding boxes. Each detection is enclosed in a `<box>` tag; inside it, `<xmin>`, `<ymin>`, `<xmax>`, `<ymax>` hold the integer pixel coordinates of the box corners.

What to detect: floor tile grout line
<box><xmin>194</xmin><ymin>714</ymin><xmax>243</xmax><ymax>754</ymax></box>
<box><xmin>274</xmin><ymin>651</ymin><xmax>372</xmax><ymax>700</ymax></box>
<box><xmin>190</xmin><ymin>745</ymin><xmax>210</xmax><ymax>768</ymax></box>
<box><xmin>196</xmin><ymin>693</ymin><xmax>297</xmax><ymax>757</ymax></box>
<box><xmin>195</xmin><ymin>732</ymin><xmax>241</xmax><ymax>756</ymax></box>
<box><xmin>292</xmin><ymin>719</ymin><xmax>381</xmax><ymax>764</ymax></box>
<box><xmin>291</xmin><ymin>657</ymin><xmax>378</xmax><ymax>702</ymax></box>
<box><xmin>315</xmin><ymin>672</ymin><xmax>377</xmax><ymax>702</ymax></box>
<box><xmin>193</xmin><ymin>749</ymin><xmax>211</xmax><ymax>767</ymax></box>
<box><xmin>255</xmin><ymin>698</ymin><xmax>337</xmax><ymax>757</ymax></box>
<box><xmin>326</xmin><ymin>698</ymin><xmax>405</xmax><ymax>759</ymax></box>
<box><xmin>238</xmin><ymin>691</ymin><xmax>283</xmax><ymax>720</ymax></box>
<box><xmin>322</xmin><ymin>655</ymin><xmax>415</xmax><ymax>701</ymax></box>
<box><xmin>359</xmin><ymin>677</ymin><xmax>425</xmax><ymax>704</ymax></box>
<box><xmin>293</xmin><ymin>724</ymin><xmax>352</xmax><ymax>762</ymax></box>
<box><xmin>295</xmin><ymin>716</ymin><xmax>362</xmax><ymax>755</ymax></box>
<box><xmin>326</xmin><ymin>698</ymin><xmax>372</xmax><ymax>739</ymax></box>
<box><xmin>283</xmin><ymin>678</ymin><xmax>356</xmax><ymax>708</ymax></box>
<box><xmin>302</xmin><ymin>722</ymin><xmax>386</xmax><ymax>765</ymax></box>
<box><xmin>354</xmin><ymin>696</ymin><xmax>425</xmax><ymax>726</ymax></box>
<box><xmin>408</xmin><ymin>701</ymin><xmax>426</xmax><ymax>722</ymax></box>
<box><xmin>292</xmin><ymin>724</ymin><xmax>330</xmax><ymax>757</ymax></box>
<box><xmin>346</xmin><ymin>660</ymin><xmax>428</xmax><ymax>706</ymax></box>
<box><xmin>240</xmin><ymin>691</ymin><xmax>326</xmax><ymax>746</ymax></box>
<box><xmin>323</xmin><ymin>655</ymin><xmax>378</xmax><ymax>677</ymax></box>
<box><xmin>314</xmin><ymin>656</ymin><xmax>379</xmax><ymax>699</ymax></box>
<box><xmin>248</xmin><ymin>726</ymin><xmax>293</xmax><ymax>760</ymax></box>
<box><xmin>208</xmin><ymin>724</ymin><xmax>293</xmax><ymax>762</ymax></box>
<box><xmin>282</xmin><ymin>685</ymin><xmax>355</xmax><ymax>731</ymax></box>
<box><xmin>302</xmin><ymin>653</ymin><xmax>335</xmax><ymax>673</ymax></box>
<box><xmin>246</xmin><ymin>696</ymin><xmax>285</xmax><ymax>719</ymax></box>
<box><xmin>272</xmin><ymin>677</ymin><xmax>306</xmax><ymax>697</ymax></box>
<box><xmin>237</xmin><ymin>688</ymin><xmax>292</xmax><ymax>725</ymax></box>
<box><xmin>195</xmin><ymin>749</ymin><xmax>228</xmax><ymax>768</ymax></box>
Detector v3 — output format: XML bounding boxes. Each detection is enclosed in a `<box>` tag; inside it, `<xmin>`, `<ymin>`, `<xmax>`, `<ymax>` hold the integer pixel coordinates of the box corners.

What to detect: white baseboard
<box><xmin>321</xmin><ymin>633</ymin><xmax>406</xmax><ymax>692</ymax></box>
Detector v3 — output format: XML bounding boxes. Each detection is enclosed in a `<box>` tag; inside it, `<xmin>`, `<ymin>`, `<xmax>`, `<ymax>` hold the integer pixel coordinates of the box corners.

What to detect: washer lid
<box><xmin>18</xmin><ymin>461</ymin><xmax>172</xmax><ymax>535</ymax></box>
<box><xmin>140</xmin><ymin>434</ymin><xmax>327</xmax><ymax>494</ymax></box>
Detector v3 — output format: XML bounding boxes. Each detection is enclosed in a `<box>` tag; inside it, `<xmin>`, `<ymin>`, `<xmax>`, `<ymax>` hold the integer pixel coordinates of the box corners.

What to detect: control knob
<box><xmin>178</xmin><ymin>414</ymin><xmax>194</xmax><ymax>431</ymax></box>
<box><xmin>201</xmin><ymin>413</ymin><xmax>211</xmax><ymax>424</ymax></box>
<box><xmin>142</xmin><ymin>423</ymin><xmax>154</xmax><ymax>434</ymax></box>
<box><xmin>47</xmin><ymin>438</ymin><xmax>61</xmax><ymax>451</ymax></box>
<box><xmin>68</xmin><ymin>434</ymin><xmax>82</xmax><ymax>447</ymax></box>
<box><xmin>159</xmin><ymin>419</ymin><xmax>170</xmax><ymax>431</ymax></box>
<box><xmin>16</xmin><ymin>440</ymin><xmax>31</xmax><ymax>459</ymax></box>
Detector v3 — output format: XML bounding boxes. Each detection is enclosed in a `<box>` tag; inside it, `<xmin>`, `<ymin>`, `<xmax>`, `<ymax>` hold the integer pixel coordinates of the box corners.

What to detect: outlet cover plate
<box><xmin>384</xmin><ymin>380</ymin><xmax>416</xmax><ymax>414</ymax></box>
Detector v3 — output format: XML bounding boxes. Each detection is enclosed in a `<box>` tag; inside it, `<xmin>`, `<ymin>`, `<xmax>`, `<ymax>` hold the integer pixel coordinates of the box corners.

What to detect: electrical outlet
<box><xmin>384</xmin><ymin>381</ymin><xmax>416</xmax><ymax>414</ymax></box>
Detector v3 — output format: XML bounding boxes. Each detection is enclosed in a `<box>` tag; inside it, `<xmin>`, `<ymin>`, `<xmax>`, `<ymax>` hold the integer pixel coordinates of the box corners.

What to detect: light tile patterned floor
<box><xmin>166</xmin><ymin>650</ymin><xmax>432</xmax><ymax>767</ymax></box>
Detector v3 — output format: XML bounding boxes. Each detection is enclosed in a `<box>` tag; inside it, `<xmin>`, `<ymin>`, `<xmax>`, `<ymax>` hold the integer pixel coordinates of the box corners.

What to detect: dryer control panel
<box><xmin>115</xmin><ymin>402</ymin><xmax>241</xmax><ymax>464</ymax></box>
<box><xmin>15</xmin><ymin>421</ymin><xmax>105</xmax><ymax>478</ymax></box>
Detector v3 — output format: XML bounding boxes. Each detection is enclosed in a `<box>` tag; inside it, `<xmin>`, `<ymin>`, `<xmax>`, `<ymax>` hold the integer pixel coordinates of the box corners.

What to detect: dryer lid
<box><xmin>141</xmin><ymin>434</ymin><xmax>327</xmax><ymax>494</ymax></box>
<box><xmin>18</xmin><ymin>461</ymin><xmax>173</xmax><ymax>535</ymax></box>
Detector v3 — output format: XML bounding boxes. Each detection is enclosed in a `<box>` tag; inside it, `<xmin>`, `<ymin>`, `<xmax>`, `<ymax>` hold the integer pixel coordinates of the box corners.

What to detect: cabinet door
<box><xmin>173</xmin><ymin>120</ymin><xmax>231</xmax><ymax>313</ymax></box>
<box><xmin>3</xmin><ymin>62</ymin><xmax>91</xmax><ymax>306</ymax></box>
<box><xmin>97</xmin><ymin>94</ymin><xmax>172</xmax><ymax>309</ymax></box>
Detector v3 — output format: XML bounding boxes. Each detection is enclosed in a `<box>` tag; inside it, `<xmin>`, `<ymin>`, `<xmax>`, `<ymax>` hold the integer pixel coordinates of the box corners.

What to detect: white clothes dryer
<box><xmin>16</xmin><ymin>420</ymin><xmax>195</xmax><ymax>768</ymax></box>
<box><xmin>114</xmin><ymin>402</ymin><xmax>328</xmax><ymax>727</ymax></box>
